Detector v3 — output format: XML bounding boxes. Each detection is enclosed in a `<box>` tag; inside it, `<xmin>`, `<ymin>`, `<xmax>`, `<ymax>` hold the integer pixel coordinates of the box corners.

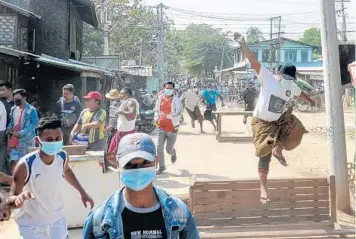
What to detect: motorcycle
<box><xmin>136</xmin><ymin>109</ymin><xmax>156</xmax><ymax>134</ymax></box>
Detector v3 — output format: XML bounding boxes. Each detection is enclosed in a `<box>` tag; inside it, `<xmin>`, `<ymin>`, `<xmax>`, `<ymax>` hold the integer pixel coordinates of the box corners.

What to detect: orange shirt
<box><xmin>159</xmin><ymin>96</ymin><xmax>175</xmax><ymax>132</ymax></box>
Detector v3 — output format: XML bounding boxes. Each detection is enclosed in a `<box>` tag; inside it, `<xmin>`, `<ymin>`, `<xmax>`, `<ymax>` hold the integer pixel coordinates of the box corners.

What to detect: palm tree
<box><xmin>246</xmin><ymin>27</ymin><xmax>265</xmax><ymax>44</ymax></box>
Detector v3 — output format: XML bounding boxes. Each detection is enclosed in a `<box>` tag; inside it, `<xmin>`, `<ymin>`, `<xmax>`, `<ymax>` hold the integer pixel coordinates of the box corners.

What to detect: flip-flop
<box><xmin>260</xmin><ymin>197</ymin><xmax>271</xmax><ymax>204</ymax></box>
<box><xmin>273</xmin><ymin>153</ymin><xmax>288</xmax><ymax>167</ymax></box>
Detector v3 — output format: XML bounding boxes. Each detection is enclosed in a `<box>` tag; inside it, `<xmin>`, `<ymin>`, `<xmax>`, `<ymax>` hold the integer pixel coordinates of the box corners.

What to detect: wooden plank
<box><xmin>218</xmin><ymin>136</ymin><xmax>253</xmax><ymax>142</ymax></box>
<box><xmin>28</xmin><ymin>145</ymin><xmax>86</xmax><ymax>155</ymax></box>
<box><xmin>194</xmin><ymin>193</ymin><xmax>329</xmax><ymax>205</ymax></box>
<box><xmin>198</xmin><ymin>221</ymin><xmax>333</xmax><ymax>233</ymax></box>
<box><xmin>215</xmin><ymin>111</ymin><xmax>253</xmax><ymax>116</ymax></box>
<box><xmin>193</xmin><ymin>187</ymin><xmax>329</xmax><ymax>200</ymax></box>
<box><xmin>194</xmin><ymin>207</ymin><xmax>330</xmax><ymax>219</ymax></box>
<box><xmin>193</xmin><ymin>200</ymin><xmax>330</xmax><ymax>213</ymax></box>
<box><xmin>196</xmin><ymin>214</ymin><xmax>331</xmax><ymax>227</ymax></box>
<box><xmin>192</xmin><ymin>179</ymin><xmax>328</xmax><ymax>191</ymax></box>
<box><xmin>199</xmin><ymin>228</ymin><xmax>355</xmax><ymax>239</ymax></box>
<box><xmin>328</xmin><ymin>175</ymin><xmax>337</xmax><ymax>223</ymax></box>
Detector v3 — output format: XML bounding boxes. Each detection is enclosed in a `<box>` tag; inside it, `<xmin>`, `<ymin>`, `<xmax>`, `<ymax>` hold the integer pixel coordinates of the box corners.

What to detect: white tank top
<box><xmin>15</xmin><ymin>150</ymin><xmax>67</xmax><ymax>226</ymax></box>
<box><xmin>117</xmin><ymin>98</ymin><xmax>139</xmax><ymax>132</ymax></box>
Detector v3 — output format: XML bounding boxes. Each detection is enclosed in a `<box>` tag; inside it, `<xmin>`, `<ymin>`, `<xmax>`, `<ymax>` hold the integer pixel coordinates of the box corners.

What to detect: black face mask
<box><xmin>14</xmin><ymin>99</ymin><xmax>22</xmax><ymax>106</ymax></box>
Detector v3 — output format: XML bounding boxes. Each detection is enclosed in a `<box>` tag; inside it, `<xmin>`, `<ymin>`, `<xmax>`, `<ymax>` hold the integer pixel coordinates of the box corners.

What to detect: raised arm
<box><xmin>234</xmin><ymin>33</ymin><xmax>261</xmax><ymax>74</ymax></box>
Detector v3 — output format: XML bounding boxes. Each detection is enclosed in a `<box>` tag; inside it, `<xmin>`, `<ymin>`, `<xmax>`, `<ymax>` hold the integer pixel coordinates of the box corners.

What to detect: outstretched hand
<box><xmin>234</xmin><ymin>33</ymin><xmax>245</xmax><ymax>44</ymax></box>
<box><xmin>81</xmin><ymin>192</ymin><xmax>94</xmax><ymax>209</ymax></box>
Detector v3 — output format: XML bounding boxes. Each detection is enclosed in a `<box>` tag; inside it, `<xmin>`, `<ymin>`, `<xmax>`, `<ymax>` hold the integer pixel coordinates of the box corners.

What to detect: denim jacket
<box><xmin>7</xmin><ymin>103</ymin><xmax>39</xmax><ymax>145</ymax></box>
<box><xmin>82</xmin><ymin>186</ymin><xmax>200</xmax><ymax>239</ymax></box>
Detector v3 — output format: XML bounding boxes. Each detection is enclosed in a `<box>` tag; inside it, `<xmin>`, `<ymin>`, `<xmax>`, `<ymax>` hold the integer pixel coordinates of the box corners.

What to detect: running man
<box><xmin>6</xmin><ymin>118</ymin><xmax>94</xmax><ymax>239</ymax></box>
<box><xmin>201</xmin><ymin>83</ymin><xmax>225</xmax><ymax>130</ymax></box>
<box><xmin>83</xmin><ymin>133</ymin><xmax>200</xmax><ymax>239</ymax></box>
<box><xmin>185</xmin><ymin>86</ymin><xmax>204</xmax><ymax>133</ymax></box>
<box><xmin>234</xmin><ymin>33</ymin><xmax>314</xmax><ymax>204</ymax></box>
<box><xmin>154</xmin><ymin>82</ymin><xmax>181</xmax><ymax>175</ymax></box>
<box><xmin>242</xmin><ymin>81</ymin><xmax>258</xmax><ymax>124</ymax></box>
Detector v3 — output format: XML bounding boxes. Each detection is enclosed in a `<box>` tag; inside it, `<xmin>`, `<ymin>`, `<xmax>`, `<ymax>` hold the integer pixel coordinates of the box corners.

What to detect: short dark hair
<box><xmin>13</xmin><ymin>89</ymin><xmax>29</xmax><ymax>98</ymax></box>
<box><xmin>37</xmin><ymin>118</ymin><xmax>62</xmax><ymax>136</ymax></box>
<box><xmin>164</xmin><ymin>81</ymin><xmax>175</xmax><ymax>88</ymax></box>
<box><xmin>63</xmin><ymin>84</ymin><xmax>75</xmax><ymax>92</ymax></box>
<box><xmin>121</xmin><ymin>87</ymin><xmax>133</xmax><ymax>96</ymax></box>
<box><xmin>0</xmin><ymin>82</ymin><xmax>13</xmax><ymax>90</ymax></box>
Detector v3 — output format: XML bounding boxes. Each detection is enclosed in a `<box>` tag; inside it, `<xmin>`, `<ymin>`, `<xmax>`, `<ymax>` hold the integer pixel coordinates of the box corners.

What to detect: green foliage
<box><xmin>299</xmin><ymin>27</ymin><xmax>321</xmax><ymax>46</ymax></box>
<box><xmin>178</xmin><ymin>24</ymin><xmax>234</xmax><ymax>77</ymax></box>
<box><xmin>83</xmin><ymin>0</ymin><xmax>182</xmax><ymax>77</ymax></box>
<box><xmin>246</xmin><ymin>27</ymin><xmax>265</xmax><ymax>44</ymax></box>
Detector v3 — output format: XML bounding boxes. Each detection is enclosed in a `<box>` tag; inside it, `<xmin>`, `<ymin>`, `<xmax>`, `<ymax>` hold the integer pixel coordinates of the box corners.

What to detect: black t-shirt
<box><xmin>57</xmin><ymin>99</ymin><xmax>82</xmax><ymax>118</ymax></box>
<box><xmin>122</xmin><ymin>204</ymin><xmax>167</xmax><ymax>239</ymax></box>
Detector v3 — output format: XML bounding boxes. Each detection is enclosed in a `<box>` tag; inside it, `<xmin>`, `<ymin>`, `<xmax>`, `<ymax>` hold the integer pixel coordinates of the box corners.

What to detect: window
<box><xmin>262</xmin><ymin>49</ymin><xmax>275</xmax><ymax>62</ymax></box>
<box><xmin>302</xmin><ymin>50</ymin><xmax>309</xmax><ymax>62</ymax></box>
<box><xmin>284</xmin><ymin>50</ymin><xmax>297</xmax><ymax>62</ymax></box>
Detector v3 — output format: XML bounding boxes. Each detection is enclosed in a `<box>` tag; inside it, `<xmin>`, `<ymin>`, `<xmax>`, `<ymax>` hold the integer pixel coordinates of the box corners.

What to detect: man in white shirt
<box><xmin>234</xmin><ymin>33</ymin><xmax>314</xmax><ymax>204</ymax></box>
<box><xmin>185</xmin><ymin>86</ymin><xmax>204</xmax><ymax>133</ymax></box>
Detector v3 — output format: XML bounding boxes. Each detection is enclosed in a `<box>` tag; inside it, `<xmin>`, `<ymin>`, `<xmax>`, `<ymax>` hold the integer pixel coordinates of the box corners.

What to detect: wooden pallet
<box><xmin>189</xmin><ymin>176</ymin><xmax>355</xmax><ymax>238</ymax></box>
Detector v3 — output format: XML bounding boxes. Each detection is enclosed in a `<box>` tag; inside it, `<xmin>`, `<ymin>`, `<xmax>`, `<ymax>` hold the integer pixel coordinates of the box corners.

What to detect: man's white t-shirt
<box><xmin>185</xmin><ymin>89</ymin><xmax>199</xmax><ymax>111</ymax></box>
<box><xmin>0</xmin><ymin>101</ymin><xmax>6</xmax><ymax>131</ymax></box>
<box><xmin>253</xmin><ymin>67</ymin><xmax>302</xmax><ymax>122</ymax></box>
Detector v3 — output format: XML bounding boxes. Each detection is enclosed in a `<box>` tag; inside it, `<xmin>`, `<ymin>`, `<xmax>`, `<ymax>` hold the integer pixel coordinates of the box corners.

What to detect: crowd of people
<box><xmin>0</xmin><ymin>32</ymin><xmax>323</xmax><ymax>239</ymax></box>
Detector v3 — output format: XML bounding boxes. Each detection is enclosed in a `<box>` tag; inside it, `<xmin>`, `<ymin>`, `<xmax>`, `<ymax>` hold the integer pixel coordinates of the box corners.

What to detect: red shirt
<box><xmin>159</xmin><ymin>96</ymin><xmax>175</xmax><ymax>132</ymax></box>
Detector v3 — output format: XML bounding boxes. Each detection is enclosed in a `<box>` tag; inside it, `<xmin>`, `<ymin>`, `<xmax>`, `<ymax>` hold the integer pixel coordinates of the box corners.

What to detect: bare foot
<box><xmin>200</xmin><ymin>130</ymin><xmax>205</xmax><ymax>134</ymax></box>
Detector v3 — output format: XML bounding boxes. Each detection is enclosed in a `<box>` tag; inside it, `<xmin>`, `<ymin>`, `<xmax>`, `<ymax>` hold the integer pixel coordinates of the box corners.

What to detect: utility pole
<box><xmin>340</xmin><ymin>0</ymin><xmax>347</xmax><ymax>42</ymax></box>
<box><xmin>269</xmin><ymin>16</ymin><xmax>282</xmax><ymax>69</ymax></box>
<box><xmin>103</xmin><ymin>0</ymin><xmax>110</xmax><ymax>55</ymax></box>
<box><xmin>157</xmin><ymin>3</ymin><xmax>165</xmax><ymax>86</ymax></box>
<box><xmin>320</xmin><ymin>0</ymin><xmax>350</xmax><ymax>212</ymax></box>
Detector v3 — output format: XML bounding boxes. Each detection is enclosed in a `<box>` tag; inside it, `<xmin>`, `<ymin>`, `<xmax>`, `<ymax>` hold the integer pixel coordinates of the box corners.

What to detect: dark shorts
<box><xmin>245</xmin><ymin>102</ymin><xmax>255</xmax><ymax>111</ymax></box>
<box><xmin>204</xmin><ymin>104</ymin><xmax>217</xmax><ymax>121</ymax></box>
<box><xmin>187</xmin><ymin>106</ymin><xmax>203</xmax><ymax>122</ymax></box>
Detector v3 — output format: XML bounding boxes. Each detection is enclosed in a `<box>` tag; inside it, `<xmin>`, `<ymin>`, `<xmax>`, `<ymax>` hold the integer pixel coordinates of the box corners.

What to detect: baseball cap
<box><xmin>105</xmin><ymin>89</ymin><xmax>120</xmax><ymax>100</ymax></box>
<box><xmin>117</xmin><ymin>133</ymin><xmax>156</xmax><ymax>167</ymax></box>
<box><xmin>83</xmin><ymin>91</ymin><xmax>102</xmax><ymax>101</ymax></box>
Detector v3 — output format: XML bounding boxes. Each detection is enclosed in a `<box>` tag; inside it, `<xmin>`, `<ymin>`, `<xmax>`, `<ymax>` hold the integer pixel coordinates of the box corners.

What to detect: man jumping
<box><xmin>234</xmin><ymin>33</ymin><xmax>314</xmax><ymax>204</ymax></box>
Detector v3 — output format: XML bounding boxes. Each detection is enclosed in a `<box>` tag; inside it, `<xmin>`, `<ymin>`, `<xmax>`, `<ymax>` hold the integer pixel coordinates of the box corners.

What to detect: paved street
<box><xmin>1</xmin><ymin>108</ymin><xmax>355</xmax><ymax>238</ymax></box>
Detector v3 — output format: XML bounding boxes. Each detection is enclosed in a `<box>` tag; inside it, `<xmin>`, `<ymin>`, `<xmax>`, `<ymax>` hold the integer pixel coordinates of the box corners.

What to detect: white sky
<box><xmin>144</xmin><ymin>0</ymin><xmax>356</xmax><ymax>41</ymax></box>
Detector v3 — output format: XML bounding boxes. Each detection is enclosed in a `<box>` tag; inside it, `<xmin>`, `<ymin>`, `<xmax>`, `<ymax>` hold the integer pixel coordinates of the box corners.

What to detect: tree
<box><xmin>246</xmin><ymin>27</ymin><xmax>265</xmax><ymax>44</ymax></box>
<box><xmin>299</xmin><ymin>27</ymin><xmax>321</xmax><ymax>46</ymax></box>
<box><xmin>179</xmin><ymin>24</ymin><xmax>234</xmax><ymax>77</ymax></box>
<box><xmin>82</xmin><ymin>0</ymin><xmax>183</xmax><ymax>77</ymax></box>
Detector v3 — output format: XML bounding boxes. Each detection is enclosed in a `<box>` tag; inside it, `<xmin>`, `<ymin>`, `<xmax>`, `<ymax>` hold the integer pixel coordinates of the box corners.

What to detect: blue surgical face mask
<box><xmin>120</xmin><ymin>167</ymin><xmax>156</xmax><ymax>191</ymax></box>
<box><xmin>40</xmin><ymin>140</ymin><xmax>63</xmax><ymax>156</ymax></box>
<box><xmin>165</xmin><ymin>89</ymin><xmax>174</xmax><ymax>96</ymax></box>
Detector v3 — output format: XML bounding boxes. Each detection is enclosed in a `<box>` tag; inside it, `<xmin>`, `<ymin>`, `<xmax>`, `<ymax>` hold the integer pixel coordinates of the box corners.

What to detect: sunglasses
<box><xmin>124</xmin><ymin>160</ymin><xmax>153</xmax><ymax>169</ymax></box>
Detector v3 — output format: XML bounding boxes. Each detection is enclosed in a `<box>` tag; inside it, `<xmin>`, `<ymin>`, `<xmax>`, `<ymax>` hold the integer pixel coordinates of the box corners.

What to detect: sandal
<box><xmin>260</xmin><ymin>197</ymin><xmax>271</xmax><ymax>204</ymax></box>
<box><xmin>272</xmin><ymin>152</ymin><xmax>288</xmax><ymax>167</ymax></box>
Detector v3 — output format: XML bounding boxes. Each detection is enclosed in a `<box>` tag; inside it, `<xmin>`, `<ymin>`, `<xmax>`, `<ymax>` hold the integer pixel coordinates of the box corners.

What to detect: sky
<box><xmin>143</xmin><ymin>0</ymin><xmax>356</xmax><ymax>41</ymax></box>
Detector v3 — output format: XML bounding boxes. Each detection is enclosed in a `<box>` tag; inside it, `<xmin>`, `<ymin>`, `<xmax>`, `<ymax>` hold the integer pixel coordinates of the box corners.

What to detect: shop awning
<box><xmin>32</xmin><ymin>55</ymin><xmax>114</xmax><ymax>77</ymax></box>
<box><xmin>0</xmin><ymin>1</ymin><xmax>41</xmax><ymax>20</ymax></box>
